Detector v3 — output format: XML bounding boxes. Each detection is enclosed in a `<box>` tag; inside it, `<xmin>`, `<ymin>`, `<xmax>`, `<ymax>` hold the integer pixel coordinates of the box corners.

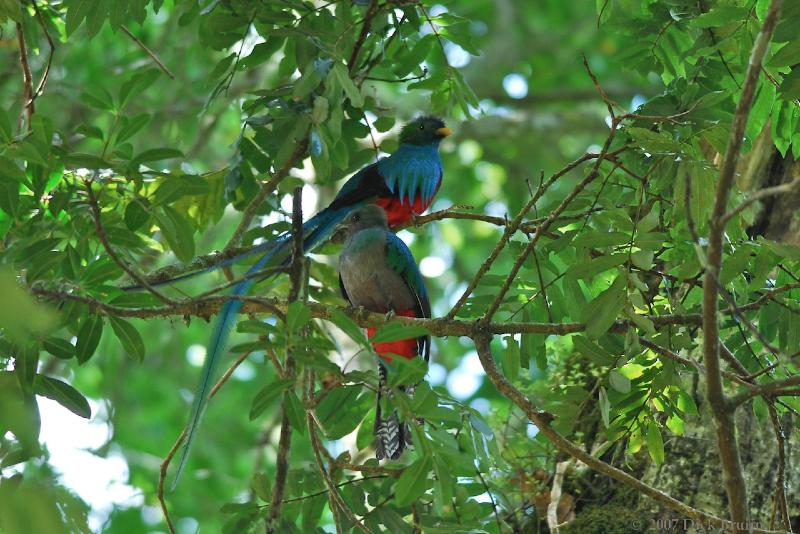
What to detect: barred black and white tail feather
<box><xmin>374</xmin><ymin>362</ymin><xmax>412</xmax><ymax>460</ymax></box>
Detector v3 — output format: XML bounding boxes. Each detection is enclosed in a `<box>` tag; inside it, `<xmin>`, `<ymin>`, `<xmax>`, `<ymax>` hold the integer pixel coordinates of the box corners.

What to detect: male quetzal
<box><xmin>338</xmin><ymin>205</ymin><xmax>431</xmax><ymax>460</ymax></box>
<box><xmin>172</xmin><ymin>116</ymin><xmax>449</xmax><ymax>486</ymax></box>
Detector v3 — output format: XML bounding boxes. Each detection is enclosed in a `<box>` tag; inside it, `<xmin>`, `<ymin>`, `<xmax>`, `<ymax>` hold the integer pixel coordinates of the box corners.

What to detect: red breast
<box><xmin>367</xmin><ymin>309</ymin><xmax>419</xmax><ymax>362</ymax></box>
<box><xmin>374</xmin><ymin>182</ymin><xmax>440</xmax><ymax>228</ymax></box>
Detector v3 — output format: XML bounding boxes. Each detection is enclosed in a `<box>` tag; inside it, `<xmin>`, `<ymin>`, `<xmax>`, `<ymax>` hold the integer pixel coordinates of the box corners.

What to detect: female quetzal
<box><xmin>172</xmin><ymin>117</ymin><xmax>449</xmax><ymax>486</ymax></box>
<box><xmin>338</xmin><ymin>205</ymin><xmax>431</xmax><ymax>460</ymax></box>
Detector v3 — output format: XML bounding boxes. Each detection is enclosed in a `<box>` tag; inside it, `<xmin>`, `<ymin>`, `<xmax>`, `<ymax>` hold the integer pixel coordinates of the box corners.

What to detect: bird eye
<box><xmin>352</xmin><ymin>213</ymin><xmax>361</xmax><ymax>223</ymax></box>
<box><xmin>419</xmin><ymin>124</ymin><xmax>424</xmax><ymax>130</ymax></box>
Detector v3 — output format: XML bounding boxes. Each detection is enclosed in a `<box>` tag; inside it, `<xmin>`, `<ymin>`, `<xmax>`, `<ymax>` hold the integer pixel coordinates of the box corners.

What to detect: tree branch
<box><xmin>266</xmin><ymin>187</ymin><xmax>304</xmax><ymax>532</ymax></box>
<box><xmin>701</xmin><ymin>1</ymin><xmax>783</xmax><ymax>529</ymax></box>
<box><xmin>728</xmin><ymin>375</ymin><xmax>800</xmax><ymax>408</ymax></box>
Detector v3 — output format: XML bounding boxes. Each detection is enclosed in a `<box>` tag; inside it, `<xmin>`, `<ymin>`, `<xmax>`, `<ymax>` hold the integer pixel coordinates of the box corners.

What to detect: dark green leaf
<box><xmin>502</xmin><ymin>336</ymin><xmax>520</xmax><ymax>379</ymax></box>
<box><xmin>109</xmin><ymin>317</ymin><xmax>145</xmax><ymax>362</ymax></box>
<box><xmin>155</xmin><ymin>206</ymin><xmax>195</xmax><ymax>262</ymax></box>
<box><xmin>370</xmin><ymin>322</ymin><xmax>428</xmax><ymax>344</ymax></box>
<box><xmin>131</xmin><ymin>147</ymin><xmax>184</xmax><ymax>167</ymax></box>
<box><xmin>394</xmin><ymin>455</ymin><xmax>431</xmax><ymax>506</ymax></box>
<box><xmin>286</xmin><ymin>301</ymin><xmax>312</xmax><ymax>334</ymax></box>
<box><xmin>646</xmin><ymin>420</ymin><xmax>664</xmax><ymax>464</ymax></box>
<box><xmin>581</xmin><ymin>273</ymin><xmax>627</xmax><ymax>338</ymax></box>
<box><xmin>75</xmin><ymin>315</ymin><xmax>103</xmax><ymax>364</ymax></box>
<box><xmin>249</xmin><ymin>378</ymin><xmax>295</xmax><ymax>420</ymax></box>
<box><xmin>43</xmin><ymin>338</ymin><xmax>74</xmax><ymax>360</ymax></box>
<box><xmin>283</xmin><ymin>390</ymin><xmax>306</xmax><ymax>435</ymax></box>
<box><xmin>34</xmin><ymin>376</ymin><xmax>91</xmax><ymax>419</ymax></box>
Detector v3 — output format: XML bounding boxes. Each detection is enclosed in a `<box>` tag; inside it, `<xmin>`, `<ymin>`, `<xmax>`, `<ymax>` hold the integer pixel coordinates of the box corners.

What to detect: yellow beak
<box><xmin>436</xmin><ymin>127</ymin><xmax>452</xmax><ymax>138</ymax></box>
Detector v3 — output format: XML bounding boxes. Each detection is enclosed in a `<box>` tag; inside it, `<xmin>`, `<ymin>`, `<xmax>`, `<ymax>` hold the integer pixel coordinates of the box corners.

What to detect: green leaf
<box><xmin>608</xmin><ymin>370</ymin><xmax>631</xmax><ymax>393</ymax></box>
<box><xmin>630</xmin><ymin>250</ymin><xmax>654</xmax><ymax>270</ymax></box>
<box><xmin>565</xmin><ymin>254</ymin><xmax>627</xmax><ymax>280</ymax></box>
<box><xmin>119</xmin><ymin>69</ymin><xmax>161</xmax><ymax>109</ymax></box>
<box><xmin>61</xmin><ymin>153</ymin><xmax>110</xmax><ymax>169</ymax></box>
<box><xmin>283</xmin><ymin>390</ymin><xmax>306</xmax><ymax>435</ymax></box>
<box><xmin>395</xmin><ymin>34</ymin><xmax>435</xmax><ymax>77</ymax></box>
<box><xmin>109</xmin><ymin>317</ymin><xmax>145</xmax><ymax>362</ymax></box>
<box><xmin>328</xmin><ymin>309</ymin><xmax>370</xmax><ymax>348</ymax></box>
<box><xmin>124</xmin><ymin>198</ymin><xmax>150</xmax><ymax>230</ymax></box>
<box><xmin>572</xmin><ymin>335</ymin><xmax>615</xmax><ymax>365</ymax></box>
<box><xmin>599</xmin><ymin>386</ymin><xmax>610</xmax><ymax>428</ymax></box>
<box><xmin>315</xmin><ymin>386</ymin><xmax>369</xmax><ymax>439</ymax></box>
<box><xmin>80</xmin><ymin>86</ymin><xmax>115</xmax><ymax>111</ymax></box>
<box><xmin>249</xmin><ymin>378</ymin><xmax>295</xmax><ymax>420</ymax></box>
<box><xmin>152</xmin><ymin>175</ymin><xmax>209</xmax><ymax>205</ymax></box>
<box><xmin>240</xmin><ymin>38</ymin><xmax>285</xmax><ymax>69</ymax></box>
<box><xmin>131</xmin><ymin>147</ymin><xmax>184</xmax><ymax>167</ymax></box>
<box><xmin>676</xmin><ymin>389</ymin><xmax>699</xmax><ymax>416</ymax></box>
<box><xmin>374</xmin><ymin>508</ymin><xmax>413</xmax><ymax>534</ymax></box>
<box><xmin>395</xmin><ymin>455</ymin><xmax>431</xmax><ymax>506</ymax></box>
<box><xmin>43</xmin><ymin>338</ymin><xmax>75</xmax><ymax>360</ymax></box>
<box><xmin>0</xmin><ymin>106</ymin><xmax>13</xmax><ymax>142</ymax></box>
<box><xmin>581</xmin><ymin>273</ymin><xmax>627</xmax><ymax>338</ymax></box>
<box><xmin>155</xmin><ymin>206</ymin><xmax>195</xmax><ymax>262</ymax></box>
<box><xmin>646</xmin><ymin>420</ymin><xmax>665</xmax><ymax>464</ymax></box>
<box><xmin>690</xmin><ymin>6</ymin><xmax>748</xmax><ymax>28</ymax></box>
<box><xmin>331</xmin><ymin>63</ymin><xmax>363</xmax><ymax>107</ymax></box>
<box><xmin>767</xmin><ymin>40</ymin><xmax>800</xmax><ymax>67</ymax></box>
<box><xmin>370</xmin><ymin>322</ymin><xmax>428</xmax><ymax>344</ymax></box>
<box><xmin>34</xmin><ymin>376</ymin><xmax>91</xmax><ymax>419</ymax></box>
<box><xmin>116</xmin><ymin>113</ymin><xmax>152</xmax><ymax>144</ymax></box>
<box><xmin>286</xmin><ymin>301</ymin><xmax>311</xmax><ymax>334</ymax></box>
<box><xmin>779</xmin><ymin>67</ymin><xmax>800</xmax><ymax>101</ymax></box>
<box><xmin>66</xmin><ymin>0</ymin><xmax>102</xmax><ymax>36</ymax></box>
<box><xmin>502</xmin><ymin>336</ymin><xmax>520</xmax><ymax>379</ymax></box>
<box><xmin>75</xmin><ymin>315</ymin><xmax>103</xmax><ymax>364</ymax></box>
<box><xmin>0</xmin><ymin>180</ymin><xmax>19</xmax><ymax>218</ymax></box>
<box><xmin>0</xmin><ymin>0</ymin><xmax>21</xmax><ymax>22</ymax></box>
<box><xmin>626</xmin><ymin>127</ymin><xmax>680</xmax><ymax>154</ymax></box>
<box><xmin>251</xmin><ymin>472</ymin><xmax>272</xmax><ymax>502</ymax></box>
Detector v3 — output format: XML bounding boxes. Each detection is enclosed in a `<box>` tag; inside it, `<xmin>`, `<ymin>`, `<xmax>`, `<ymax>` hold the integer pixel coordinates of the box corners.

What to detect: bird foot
<box><xmin>384</xmin><ymin>310</ymin><xmax>396</xmax><ymax>320</ymax></box>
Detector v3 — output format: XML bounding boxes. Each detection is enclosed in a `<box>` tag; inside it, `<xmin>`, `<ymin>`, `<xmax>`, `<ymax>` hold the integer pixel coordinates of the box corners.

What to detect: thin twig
<box><xmin>728</xmin><ymin>375</ymin><xmax>800</xmax><ymax>407</ymax></box>
<box><xmin>446</xmin><ymin>148</ymin><xmax>625</xmax><ymax>319</ymax></box>
<box><xmin>639</xmin><ymin>337</ymin><xmax>751</xmax><ymax>387</ymax></box>
<box><xmin>225</xmin><ymin>139</ymin><xmax>309</xmax><ymax>251</ymax></box>
<box><xmin>722</xmin><ymin>176</ymin><xmax>800</xmax><ymax>224</ymax></box>
<box><xmin>16</xmin><ymin>22</ymin><xmax>34</xmax><ymax>132</ymax></box>
<box><xmin>475</xmin><ymin>466</ymin><xmax>504</xmax><ymax>533</ymax></box>
<box><xmin>157</xmin><ymin>429</ymin><xmax>184</xmax><ymax>534</ymax></box>
<box><xmin>121</xmin><ymin>25</ymin><xmax>176</xmax><ymax>79</ymax></box>
<box><xmin>84</xmin><ymin>179</ymin><xmax>176</xmax><ymax>306</ymax></box>
<box><xmin>347</xmin><ymin>0</ymin><xmax>379</xmax><ymax>73</ymax></box>
<box><xmin>29</xmin><ymin>0</ymin><xmax>55</xmax><ymax>105</ymax></box>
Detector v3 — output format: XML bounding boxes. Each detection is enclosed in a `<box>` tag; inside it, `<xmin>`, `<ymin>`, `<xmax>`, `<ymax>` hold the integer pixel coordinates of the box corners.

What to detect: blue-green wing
<box><xmin>385</xmin><ymin>232</ymin><xmax>431</xmax><ymax>361</ymax></box>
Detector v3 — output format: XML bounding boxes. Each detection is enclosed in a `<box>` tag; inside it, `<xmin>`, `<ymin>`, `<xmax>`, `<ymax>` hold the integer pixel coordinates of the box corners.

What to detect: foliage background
<box><xmin>1</xmin><ymin>0</ymin><xmax>799</xmax><ymax>532</ymax></box>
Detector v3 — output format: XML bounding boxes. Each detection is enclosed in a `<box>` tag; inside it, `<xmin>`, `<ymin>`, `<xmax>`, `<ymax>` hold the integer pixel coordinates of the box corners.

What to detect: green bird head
<box><xmin>399</xmin><ymin>116</ymin><xmax>451</xmax><ymax>146</ymax></box>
